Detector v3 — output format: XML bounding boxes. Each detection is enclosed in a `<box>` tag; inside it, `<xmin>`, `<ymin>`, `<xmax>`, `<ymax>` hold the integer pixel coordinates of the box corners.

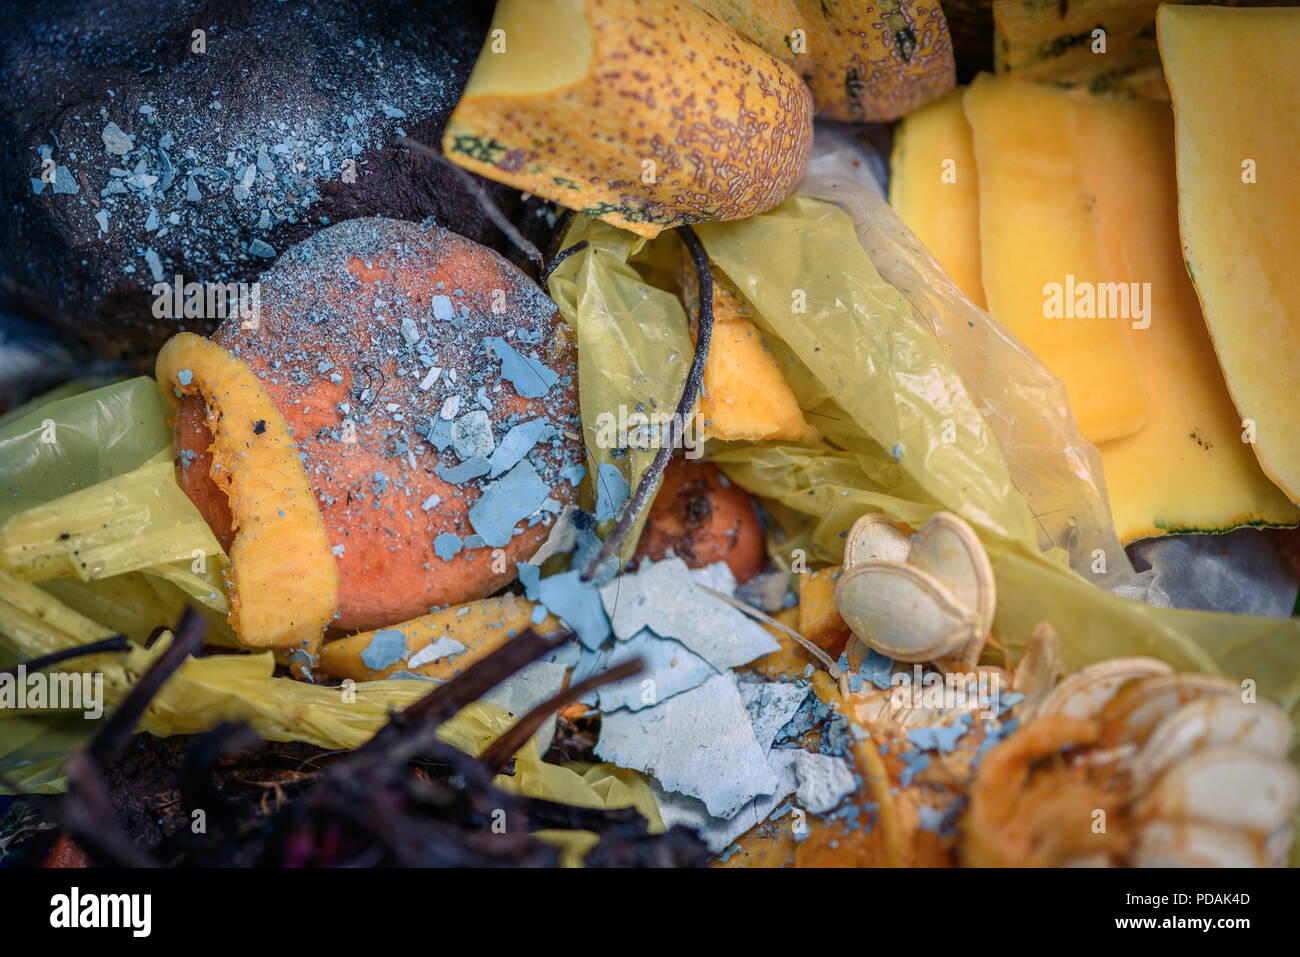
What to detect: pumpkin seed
<box><xmin>1130</xmin><ymin>698</ymin><xmax>1290</xmax><ymax>791</ymax></box>
<box><xmin>843</xmin><ymin>512</ymin><xmax>912</xmax><ymax>567</ymax></box>
<box><xmin>1138</xmin><ymin>747</ymin><xmax>1300</xmax><ymax>832</ymax></box>
<box><xmin>833</xmin><ymin>560</ymin><xmax>975</xmax><ymax>662</ymax></box>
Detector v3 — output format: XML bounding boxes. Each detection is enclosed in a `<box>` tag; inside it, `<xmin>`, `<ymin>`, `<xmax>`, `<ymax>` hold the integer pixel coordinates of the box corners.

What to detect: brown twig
<box><xmin>351</xmin><ymin>627</ymin><xmax>573</xmax><ymax>767</ymax></box>
<box><xmin>581</xmin><ymin>224</ymin><xmax>715</xmax><ymax>581</ymax></box>
<box><xmin>87</xmin><ymin>608</ymin><xmax>206</xmax><ymax>768</ymax></box>
<box><xmin>478</xmin><ymin>657</ymin><xmax>643</xmax><ymax>773</ymax></box>
<box><xmin>398</xmin><ymin>136</ymin><xmax>544</xmax><ymax>270</ymax></box>
<box><xmin>540</xmin><ymin>240</ymin><xmax>590</xmax><ymax>286</ymax></box>
<box><xmin>0</xmin><ymin>634</ymin><xmax>130</xmax><ymax>680</ymax></box>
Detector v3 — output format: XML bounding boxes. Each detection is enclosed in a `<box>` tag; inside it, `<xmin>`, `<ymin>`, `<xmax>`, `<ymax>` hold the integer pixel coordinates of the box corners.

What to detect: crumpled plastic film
<box><xmin>799</xmin><ymin>143</ymin><xmax>1132</xmax><ymax>586</ymax></box>
<box><xmin>546</xmin><ymin>215</ymin><xmax>695</xmax><ymax>561</ymax></box>
<box><xmin>0</xmin><ymin>452</ymin><xmax>229</xmax><ymax>613</ymax></box>
<box><xmin>0</xmin><ymin>569</ymin><xmax>662</xmax><ymax>841</ymax></box>
<box><xmin>0</xmin><ymin>383</ymin><xmax>657</xmax><ymax>848</ymax></box>
<box><xmin>684</xmin><ymin>193</ymin><xmax>1300</xmax><ymax>753</ymax></box>
<box><xmin>694</xmin><ymin>196</ymin><xmax>1046</xmax><ymax>561</ymax></box>
<box><xmin>0</xmin><ymin>377</ymin><xmax>172</xmax><ymax>523</ymax></box>
<box><xmin>708</xmin><ymin>441</ymin><xmax>940</xmax><ymax>568</ymax></box>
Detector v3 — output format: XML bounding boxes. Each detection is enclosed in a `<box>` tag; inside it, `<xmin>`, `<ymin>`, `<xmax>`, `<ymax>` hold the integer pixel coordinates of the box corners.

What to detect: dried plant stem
<box><xmin>581</xmin><ymin>224</ymin><xmax>715</xmax><ymax>581</ymax></box>
<box><xmin>0</xmin><ymin>634</ymin><xmax>129</xmax><ymax>680</ymax></box>
<box><xmin>398</xmin><ymin>136</ymin><xmax>544</xmax><ymax>270</ymax></box>
<box><xmin>478</xmin><ymin>658</ymin><xmax>643</xmax><ymax>773</ymax></box>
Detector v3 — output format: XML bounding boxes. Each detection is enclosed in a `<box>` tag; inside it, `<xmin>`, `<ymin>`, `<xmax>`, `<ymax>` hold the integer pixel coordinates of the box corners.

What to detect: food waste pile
<box><xmin>1</xmin><ymin>0</ymin><xmax>1298</xmax><ymax>869</ymax></box>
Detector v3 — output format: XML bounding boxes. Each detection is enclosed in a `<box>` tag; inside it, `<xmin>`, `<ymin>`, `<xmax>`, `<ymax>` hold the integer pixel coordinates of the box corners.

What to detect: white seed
<box><xmin>843</xmin><ymin>513</ymin><xmax>912</xmax><ymax>567</ymax></box>
<box><xmin>1033</xmin><ymin>656</ymin><xmax>1172</xmax><ymax>721</ymax></box>
<box><xmin>1130</xmin><ymin>697</ymin><xmax>1290</xmax><ymax>791</ymax></box>
<box><xmin>1137</xmin><ymin>747</ymin><xmax>1300</xmax><ymax>832</ymax></box>
<box><xmin>907</xmin><ymin>511</ymin><xmax>996</xmax><ymax>639</ymax></box>
<box><xmin>1011</xmin><ymin>621</ymin><xmax>1060</xmax><ymax>722</ymax></box>
<box><xmin>1133</xmin><ymin>820</ymin><xmax>1267</xmax><ymax>868</ymax></box>
<box><xmin>834</xmin><ymin>560</ymin><xmax>975</xmax><ymax>663</ymax></box>
<box><xmin>1099</xmin><ymin>673</ymin><xmax>1241</xmax><ymax>745</ymax></box>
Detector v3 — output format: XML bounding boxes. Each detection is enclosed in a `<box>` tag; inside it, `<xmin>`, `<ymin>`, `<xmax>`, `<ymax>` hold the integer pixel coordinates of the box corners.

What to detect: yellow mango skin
<box><xmin>748</xmin><ymin>606</ymin><xmax>822</xmax><ymax>680</ymax></box>
<box><xmin>1159</xmin><ymin>6</ymin><xmax>1300</xmax><ymax>505</ymax></box>
<box><xmin>696</xmin><ymin>0</ymin><xmax>955</xmax><ymax>122</ymax></box>
<box><xmin>444</xmin><ymin>0</ymin><xmax>813</xmax><ymax>238</ymax></box>
<box><xmin>992</xmin><ymin>1</ymin><xmax>1297</xmax><ymax>94</ymax></box>
<box><xmin>964</xmin><ymin>74</ymin><xmax>1149</xmax><ymax>445</ymax></box>
<box><xmin>701</xmin><ymin>319</ymin><xmax>814</xmax><ymax>442</ymax></box>
<box><xmin>889</xmin><ymin>87</ymin><xmax>985</xmax><ymax>309</ymax></box>
<box><xmin>320</xmin><ymin>593</ymin><xmax>563</xmax><ymax>682</ymax></box>
<box><xmin>156</xmin><ymin>334</ymin><xmax>338</xmax><ymax>658</ymax></box>
<box><xmin>1076</xmin><ymin>97</ymin><xmax>1300</xmax><ymax>542</ymax></box>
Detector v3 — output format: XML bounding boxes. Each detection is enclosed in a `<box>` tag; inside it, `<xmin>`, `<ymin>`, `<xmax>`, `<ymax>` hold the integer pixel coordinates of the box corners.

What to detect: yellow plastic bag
<box><xmin>685</xmin><ymin>195</ymin><xmax>1300</xmax><ymax>739</ymax></box>
<box><xmin>0</xmin><ymin>452</ymin><xmax>229</xmax><ymax>613</ymax></box>
<box><xmin>0</xmin><ymin>376</ymin><xmax>172</xmax><ymax>522</ymax></box>
<box><xmin>694</xmin><ymin>196</ymin><xmax>1045</xmax><ymax>563</ymax></box>
<box><xmin>799</xmin><ymin>154</ymin><xmax>1129</xmax><ymax>583</ymax></box>
<box><xmin>0</xmin><ymin>381</ymin><xmax>659</xmax><ymax>851</ymax></box>
<box><xmin>546</xmin><ymin>217</ymin><xmax>695</xmax><ymax>561</ymax></box>
<box><xmin>540</xmin><ymin>190</ymin><xmax>1300</xmax><ymax>747</ymax></box>
<box><xmin>0</xmin><ymin>568</ymin><xmax>659</xmax><ymax>840</ymax></box>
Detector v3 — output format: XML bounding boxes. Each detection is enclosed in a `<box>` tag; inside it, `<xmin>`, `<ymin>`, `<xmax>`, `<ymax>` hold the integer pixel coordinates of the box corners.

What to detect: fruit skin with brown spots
<box><xmin>444</xmin><ymin>0</ymin><xmax>813</xmax><ymax>238</ymax></box>
<box><xmin>696</xmin><ymin>0</ymin><xmax>956</xmax><ymax>122</ymax></box>
<box><xmin>172</xmin><ymin>217</ymin><xmax>586</xmax><ymax>632</ymax></box>
<box><xmin>633</xmin><ymin>458</ymin><xmax>765</xmax><ymax>583</ymax></box>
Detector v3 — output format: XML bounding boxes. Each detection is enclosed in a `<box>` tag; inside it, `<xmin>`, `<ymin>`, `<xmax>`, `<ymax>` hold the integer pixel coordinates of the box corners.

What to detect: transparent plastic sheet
<box><xmin>799</xmin><ymin>140</ymin><xmax>1134</xmax><ymax>586</ymax></box>
<box><xmin>694</xmin><ymin>196</ymin><xmax>1047</xmax><ymax>562</ymax></box>
<box><xmin>0</xmin><ymin>376</ymin><xmax>172</xmax><ymax>523</ymax></box>
<box><xmin>546</xmin><ymin>216</ymin><xmax>695</xmax><ymax>561</ymax></box>
<box><xmin>669</xmin><ymin>196</ymin><xmax>1300</xmax><ymax>747</ymax></box>
<box><xmin>0</xmin><ymin>452</ymin><xmax>229</xmax><ymax>612</ymax></box>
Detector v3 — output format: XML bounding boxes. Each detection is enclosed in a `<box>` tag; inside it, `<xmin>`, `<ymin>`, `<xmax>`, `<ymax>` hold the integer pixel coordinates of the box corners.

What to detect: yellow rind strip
<box><xmin>156</xmin><ymin>333</ymin><xmax>338</xmax><ymax>657</ymax></box>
